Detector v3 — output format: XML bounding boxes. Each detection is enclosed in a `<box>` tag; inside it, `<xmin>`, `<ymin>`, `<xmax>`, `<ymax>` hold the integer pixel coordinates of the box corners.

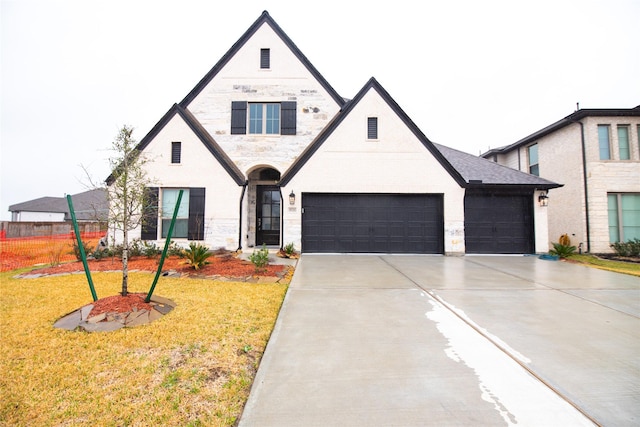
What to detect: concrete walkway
<box><xmin>239</xmin><ymin>255</ymin><xmax>640</xmax><ymax>427</ymax></box>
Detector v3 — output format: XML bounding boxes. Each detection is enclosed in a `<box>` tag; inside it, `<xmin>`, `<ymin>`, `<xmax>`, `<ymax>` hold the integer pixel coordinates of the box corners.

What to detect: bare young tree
<box><xmin>106</xmin><ymin>125</ymin><xmax>153</xmax><ymax>296</ymax></box>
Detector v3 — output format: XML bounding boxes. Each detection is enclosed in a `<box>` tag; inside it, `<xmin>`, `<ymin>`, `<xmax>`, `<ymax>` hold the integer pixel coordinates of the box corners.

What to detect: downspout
<box><xmin>279</xmin><ymin>188</ymin><xmax>284</xmax><ymax>250</ymax></box>
<box><xmin>577</xmin><ymin>120</ymin><xmax>591</xmax><ymax>252</ymax></box>
<box><xmin>237</xmin><ymin>181</ymin><xmax>248</xmax><ymax>251</ymax></box>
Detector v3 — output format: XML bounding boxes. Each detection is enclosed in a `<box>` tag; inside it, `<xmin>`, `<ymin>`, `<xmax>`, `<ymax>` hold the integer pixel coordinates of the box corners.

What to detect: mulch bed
<box><xmin>27</xmin><ymin>254</ymin><xmax>287</xmax><ymax>277</ymax></box>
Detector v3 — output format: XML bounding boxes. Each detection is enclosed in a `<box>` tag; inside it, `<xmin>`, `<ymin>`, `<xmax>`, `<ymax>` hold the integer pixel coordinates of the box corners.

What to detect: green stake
<box><xmin>145</xmin><ymin>189</ymin><xmax>183</xmax><ymax>303</ymax></box>
<box><xmin>66</xmin><ymin>195</ymin><xmax>98</xmax><ymax>302</ymax></box>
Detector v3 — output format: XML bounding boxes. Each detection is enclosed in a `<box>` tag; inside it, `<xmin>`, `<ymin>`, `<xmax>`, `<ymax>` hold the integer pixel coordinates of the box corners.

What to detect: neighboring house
<box><xmin>111</xmin><ymin>11</ymin><xmax>559</xmax><ymax>255</ymax></box>
<box><xmin>8</xmin><ymin>189</ymin><xmax>108</xmax><ymax>222</ymax></box>
<box><xmin>482</xmin><ymin>106</ymin><xmax>640</xmax><ymax>253</ymax></box>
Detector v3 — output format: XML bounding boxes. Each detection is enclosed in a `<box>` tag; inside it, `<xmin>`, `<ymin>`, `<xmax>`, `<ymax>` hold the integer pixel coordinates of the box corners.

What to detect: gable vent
<box><xmin>260</xmin><ymin>48</ymin><xmax>270</xmax><ymax>69</ymax></box>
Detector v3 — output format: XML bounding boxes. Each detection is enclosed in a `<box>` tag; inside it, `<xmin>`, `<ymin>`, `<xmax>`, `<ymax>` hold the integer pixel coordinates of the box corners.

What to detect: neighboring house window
<box><xmin>141</xmin><ymin>187</ymin><xmax>205</xmax><ymax>240</ymax></box>
<box><xmin>367</xmin><ymin>117</ymin><xmax>378</xmax><ymax>140</ymax></box>
<box><xmin>230</xmin><ymin>101</ymin><xmax>296</xmax><ymax>135</ymax></box>
<box><xmin>528</xmin><ymin>143</ymin><xmax>539</xmax><ymax>176</ymax></box>
<box><xmin>260</xmin><ymin>48</ymin><xmax>270</xmax><ymax>69</ymax></box>
<box><xmin>617</xmin><ymin>125</ymin><xmax>630</xmax><ymax>160</ymax></box>
<box><xmin>608</xmin><ymin>193</ymin><xmax>640</xmax><ymax>243</ymax></box>
<box><xmin>171</xmin><ymin>142</ymin><xmax>181</xmax><ymax>164</ymax></box>
<box><xmin>598</xmin><ymin>125</ymin><xmax>611</xmax><ymax>160</ymax></box>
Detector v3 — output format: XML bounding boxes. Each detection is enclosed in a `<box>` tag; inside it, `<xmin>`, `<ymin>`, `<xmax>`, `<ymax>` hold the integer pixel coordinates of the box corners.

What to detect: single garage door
<box><xmin>302</xmin><ymin>193</ymin><xmax>444</xmax><ymax>253</ymax></box>
<box><xmin>464</xmin><ymin>191</ymin><xmax>534</xmax><ymax>254</ymax></box>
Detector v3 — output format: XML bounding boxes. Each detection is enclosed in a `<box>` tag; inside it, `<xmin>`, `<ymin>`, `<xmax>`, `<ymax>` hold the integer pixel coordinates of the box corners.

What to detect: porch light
<box><xmin>289</xmin><ymin>191</ymin><xmax>296</xmax><ymax>205</ymax></box>
<box><xmin>538</xmin><ymin>191</ymin><xmax>549</xmax><ymax>207</ymax></box>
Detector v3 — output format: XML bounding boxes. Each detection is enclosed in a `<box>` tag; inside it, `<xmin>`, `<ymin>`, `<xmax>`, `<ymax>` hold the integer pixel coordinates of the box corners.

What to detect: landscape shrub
<box><xmin>249</xmin><ymin>244</ymin><xmax>269</xmax><ymax>272</ymax></box>
<box><xmin>183</xmin><ymin>242</ymin><xmax>212</xmax><ymax>270</ymax></box>
<box><xmin>610</xmin><ymin>238</ymin><xmax>640</xmax><ymax>257</ymax></box>
<box><xmin>549</xmin><ymin>242</ymin><xmax>577</xmax><ymax>258</ymax></box>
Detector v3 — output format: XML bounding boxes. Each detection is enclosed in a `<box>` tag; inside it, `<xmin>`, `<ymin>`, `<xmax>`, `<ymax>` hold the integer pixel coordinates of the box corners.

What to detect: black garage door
<box><xmin>302</xmin><ymin>193</ymin><xmax>444</xmax><ymax>253</ymax></box>
<box><xmin>464</xmin><ymin>191</ymin><xmax>534</xmax><ymax>254</ymax></box>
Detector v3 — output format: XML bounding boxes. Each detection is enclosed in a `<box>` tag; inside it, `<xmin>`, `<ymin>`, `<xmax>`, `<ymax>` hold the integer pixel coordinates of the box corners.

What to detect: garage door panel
<box><xmin>302</xmin><ymin>193</ymin><xmax>443</xmax><ymax>254</ymax></box>
<box><xmin>465</xmin><ymin>192</ymin><xmax>533</xmax><ymax>254</ymax></box>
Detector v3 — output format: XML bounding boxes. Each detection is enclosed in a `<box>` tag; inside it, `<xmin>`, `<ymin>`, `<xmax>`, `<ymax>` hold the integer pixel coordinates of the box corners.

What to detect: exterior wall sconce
<box><xmin>289</xmin><ymin>191</ymin><xmax>296</xmax><ymax>205</ymax></box>
<box><xmin>538</xmin><ymin>191</ymin><xmax>549</xmax><ymax>207</ymax></box>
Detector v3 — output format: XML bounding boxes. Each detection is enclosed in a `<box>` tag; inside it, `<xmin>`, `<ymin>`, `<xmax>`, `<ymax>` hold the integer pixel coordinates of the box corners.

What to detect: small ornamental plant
<box><xmin>249</xmin><ymin>244</ymin><xmax>270</xmax><ymax>272</ymax></box>
<box><xmin>184</xmin><ymin>242</ymin><xmax>212</xmax><ymax>270</ymax></box>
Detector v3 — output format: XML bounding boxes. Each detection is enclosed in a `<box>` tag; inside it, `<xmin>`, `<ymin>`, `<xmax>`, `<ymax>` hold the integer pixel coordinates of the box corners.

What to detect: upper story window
<box><xmin>367</xmin><ymin>117</ymin><xmax>378</xmax><ymax>140</ymax></box>
<box><xmin>171</xmin><ymin>142</ymin><xmax>181</xmax><ymax>164</ymax></box>
<box><xmin>230</xmin><ymin>101</ymin><xmax>296</xmax><ymax>135</ymax></box>
<box><xmin>260</xmin><ymin>48</ymin><xmax>270</xmax><ymax>69</ymax></box>
<box><xmin>598</xmin><ymin>125</ymin><xmax>611</xmax><ymax>160</ymax></box>
<box><xmin>617</xmin><ymin>125</ymin><xmax>630</xmax><ymax>160</ymax></box>
<box><xmin>527</xmin><ymin>143</ymin><xmax>539</xmax><ymax>176</ymax></box>
<box><xmin>250</xmin><ymin>103</ymin><xmax>280</xmax><ymax>134</ymax></box>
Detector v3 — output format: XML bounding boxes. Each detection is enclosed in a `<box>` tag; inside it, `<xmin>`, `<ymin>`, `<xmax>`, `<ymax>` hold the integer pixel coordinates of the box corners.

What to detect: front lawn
<box><xmin>566</xmin><ymin>254</ymin><xmax>640</xmax><ymax>277</ymax></box>
<box><xmin>0</xmin><ymin>271</ymin><xmax>287</xmax><ymax>426</ymax></box>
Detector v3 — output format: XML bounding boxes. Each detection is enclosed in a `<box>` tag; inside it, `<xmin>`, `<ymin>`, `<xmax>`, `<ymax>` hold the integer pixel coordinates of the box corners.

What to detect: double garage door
<box><xmin>301</xmin><ymin>192</ymin><xmax>535</xmax><ymax>254</ymax></box>
<box><xmin>302</xmin><ymin>193</ymin><xmax>444</xmax><ymax>254</ymax></box>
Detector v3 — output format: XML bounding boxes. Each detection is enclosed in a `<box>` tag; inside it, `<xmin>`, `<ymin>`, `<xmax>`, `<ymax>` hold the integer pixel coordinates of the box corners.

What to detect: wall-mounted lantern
<box><xmin>289</xmin><ymin>191</ymin><xmax>296</xmax><ymax>205</ymax></box>
<box><xmin>538</xmin><ymin>191</ymin><xmax>549</xmax><ymax>207</ymax></box>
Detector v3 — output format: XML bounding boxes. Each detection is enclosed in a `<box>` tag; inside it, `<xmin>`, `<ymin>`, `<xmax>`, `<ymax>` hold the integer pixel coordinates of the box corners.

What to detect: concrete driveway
<box><xmin>239</xmin><ymin>255</ymin><xmax>640</xmax><ymax>426</ymax></box>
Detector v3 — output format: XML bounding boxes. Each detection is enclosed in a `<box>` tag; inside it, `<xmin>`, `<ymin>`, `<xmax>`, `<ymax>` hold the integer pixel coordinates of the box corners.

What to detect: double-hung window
<box><xmin>231</xmin><ymin>101</ymin><xmax>296</xmax><ymax>135</ymax></box>
<box><xmin>249</xmin><ymin>103</ymin><xmax>280</xmax><ymax>135</ymax></box>
<box><xmin>528</xmin><ymin>143</ymin><xmax>539</xmax><ymax>176</ymax></box>
<box><xmin>161</xmin><ymin>189</ymin><xmax>190</xmax><ymax>238</ymax></box>
<box><xmin>598</xmin><ymin>125</ymin><xmax>611</xmax><ymax>160</ymax></box>
<box><xmin>617</xmin><ymin>125</ymin><xmax>630</xmax><ymax>160</ymax></box>
<box><xmin>608</xmin><ymin>193</ymin><xmax>640</xmax><ymax>243</ymax></box>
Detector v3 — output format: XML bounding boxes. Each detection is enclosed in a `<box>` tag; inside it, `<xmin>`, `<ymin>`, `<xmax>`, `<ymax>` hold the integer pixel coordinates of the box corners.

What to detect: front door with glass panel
<box><xmin>256</xmin><ymin>186</ymin><xmax>280</xmax><ymax>246</ymax></box>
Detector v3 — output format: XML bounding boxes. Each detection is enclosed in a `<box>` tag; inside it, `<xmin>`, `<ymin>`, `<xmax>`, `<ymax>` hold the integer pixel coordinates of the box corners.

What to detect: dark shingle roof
<box><xmin>8</xmin><ymin>189</ymin><xmax>108</xmax><ymax>221</ymax></box>
<box><xmin>435</xmin><ymin>143</ymin><xmax>561</xmax><ymax>189</ymax></box>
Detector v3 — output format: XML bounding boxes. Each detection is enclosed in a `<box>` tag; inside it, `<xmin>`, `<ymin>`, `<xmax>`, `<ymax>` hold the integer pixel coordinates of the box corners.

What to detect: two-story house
<box><xmin>483</xmin><ymin>106</ymin><xmax>640</xmax><ymax>253</ymax></box>
<box><xmin>109</xmin><ymin>11</ymin><xmax>560</xmax><ymax>255</ymax></box>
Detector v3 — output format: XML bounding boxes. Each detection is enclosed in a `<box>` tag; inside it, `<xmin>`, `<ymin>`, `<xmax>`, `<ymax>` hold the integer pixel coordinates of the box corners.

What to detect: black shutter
<box><xmin>171</xmin><ymin>142</ymin><xmax>181</xmax><ymax>164</ymax></box>
<box><xmin>141</xmin><ymin>187</ymin><xmax>159</xmax><ymax>240</ymax></box>
<box><xmin>367</xmin><ymin>117</ymin><xmax>378</xmax><ymax>139</ymax></box>
<box><xmin>281</xmin><ymin>101</ymin><xmax>297</xmax><ymax>135</ymax></box>
<box><xmin>231</xmin><ymin>101</ymin><xmax>247</xmax><ymax>134</ymax></box>
<box><xmin>188</xmin><ymin>187</ymin><xmax>206</xmax><ymax>240</ymax></box>
<box><xmin>260</xmin><ymin>48</ymin><xmax>270</xmax><ymax>69</ymax></box>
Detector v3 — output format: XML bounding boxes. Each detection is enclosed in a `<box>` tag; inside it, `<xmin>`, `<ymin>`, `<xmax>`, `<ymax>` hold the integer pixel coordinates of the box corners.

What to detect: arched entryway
<box><xmin>247</xmin><ymin>167</ymin><xmax>281</xmax><ymax>247</ymax></box>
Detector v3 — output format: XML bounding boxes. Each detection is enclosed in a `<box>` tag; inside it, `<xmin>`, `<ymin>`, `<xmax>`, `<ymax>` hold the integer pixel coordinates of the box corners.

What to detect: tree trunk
<box><xmin>121</xmin><ymin>227</ymin><xmax>129</xmax><ymax>296</ymax></box>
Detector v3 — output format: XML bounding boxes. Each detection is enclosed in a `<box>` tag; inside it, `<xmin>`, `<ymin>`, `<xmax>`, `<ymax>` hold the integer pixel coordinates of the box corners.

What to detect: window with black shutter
<box><xmin>260</xmin><ymin>48</ymin><xmax>270</xmax><ymax>69</ymax></box>
<box><xmin>188</xmin><ymin>188</ymin><xmax>206</xmax><ymax>240</ymax></box>
<box><xmin>368</xmin><ymin>117</ymin><xmax>378</xmax><ymax>140</ymax></box>
<box><xmin>231</xmin><ymin>101</ymin><xmax>247</xmax><ymax>134</ymax></box>
<box><xmin>281</xmin><ymin>101</ymin><xmax>297</xmax><ymax>135</ymax></box>
<box><xmin>171</xmin><ymin>142</ymin><xmax>181</xmax><ymax>164</ymax></box>
<box><xmin>141</xmin><ymin>187</ymin><xmax>159</xmax><ymax>240</ymax></box>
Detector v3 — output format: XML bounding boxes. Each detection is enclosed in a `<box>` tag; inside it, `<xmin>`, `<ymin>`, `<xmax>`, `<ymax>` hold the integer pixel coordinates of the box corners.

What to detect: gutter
<box><xmin>237</xmin><ymin>181</ymin><xmax>248</xmax><ymax>251</ymax></box>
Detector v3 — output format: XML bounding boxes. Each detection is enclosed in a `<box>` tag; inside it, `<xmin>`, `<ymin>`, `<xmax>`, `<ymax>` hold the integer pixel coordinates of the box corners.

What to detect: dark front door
<box><xmin>256</xmin><ymin>186</ymin><xmax>281</xmax><ymax>246</ymax></box>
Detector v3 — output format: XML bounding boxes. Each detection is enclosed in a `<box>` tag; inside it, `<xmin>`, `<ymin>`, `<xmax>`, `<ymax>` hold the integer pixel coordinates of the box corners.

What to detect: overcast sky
<box><xmin>2</xmin><ymin>0</ymin><xmax>639</xmax><ymax>220</ymax></box>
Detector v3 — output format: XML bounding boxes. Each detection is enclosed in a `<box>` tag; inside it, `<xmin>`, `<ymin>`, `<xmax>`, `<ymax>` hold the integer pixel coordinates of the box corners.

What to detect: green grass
<box><xmin>0</xmin><ymin>271</ymin><xmax>287</xmax><ymax>426</ymax></box>
<box><xmin>567</xmin><ymin>254</ymin><xmax>640</xmax><ymax>277</ymax></box>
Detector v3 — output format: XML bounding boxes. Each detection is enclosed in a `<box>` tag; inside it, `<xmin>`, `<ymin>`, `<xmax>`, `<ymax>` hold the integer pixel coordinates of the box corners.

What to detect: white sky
<box><xmin>1</xmin><ymin>0</ymin><xmax>639</xmax><ymax>220</ymax></box>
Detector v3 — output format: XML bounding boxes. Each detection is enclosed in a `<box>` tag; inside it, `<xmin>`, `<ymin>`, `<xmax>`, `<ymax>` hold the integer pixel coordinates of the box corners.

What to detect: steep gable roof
<box><xmin>280</xmin><ymin>77</ymin><xmax>467</xmax><ymax>187</ymax></box>
<box><xmin>108</xmin><ymin>104</ymin><xmax>246</xmax><ymax>186</ymax></box>
<box><xmin>435</xmin><ymin>144</ymin><xmax>561</xmax><ymax>189</ymax></box>
<box><xmin>179</xmin><ymin>10</ymin><xmax>345</xmax><ymax>108</ymax></box>
<box><xmin>482</xmin><ymin>105</ymin><xmax>640</xmax><ymax>158</ymax></box>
